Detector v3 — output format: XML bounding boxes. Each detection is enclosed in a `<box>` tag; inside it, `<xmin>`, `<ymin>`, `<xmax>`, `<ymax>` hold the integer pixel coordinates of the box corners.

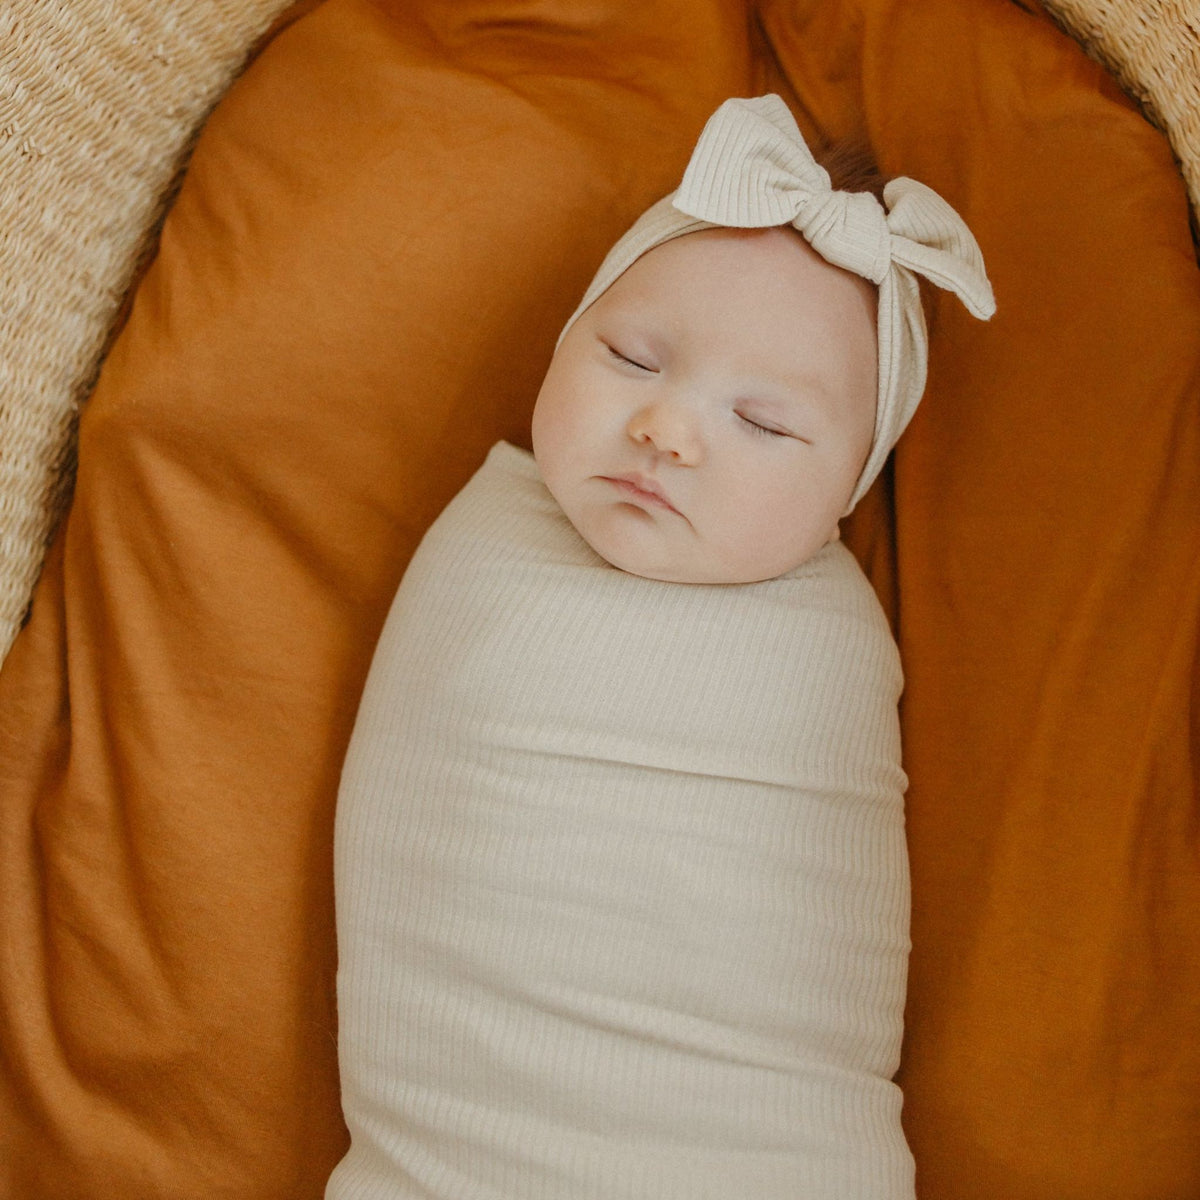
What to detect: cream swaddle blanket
<box><xmin>329</xmin><ymin>442</ymin><xmax>913</xmax><ymax>1199</ymax></box>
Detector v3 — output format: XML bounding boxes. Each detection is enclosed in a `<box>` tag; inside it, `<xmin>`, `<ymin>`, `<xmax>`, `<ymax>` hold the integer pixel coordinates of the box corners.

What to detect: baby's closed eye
<box><xmin>737</xmin><ymin>411</ymin><xmax>788</xmax><ymax>436</ymax></box>
<box><xmin>735</xmin><ymin>409</ymin><xmax>812</xmax><ymax>443</ymax></box>
<box><xmin>604</xmin><ymin>342</ymin><xmax>656</xmax><ymax>373</ymax></box>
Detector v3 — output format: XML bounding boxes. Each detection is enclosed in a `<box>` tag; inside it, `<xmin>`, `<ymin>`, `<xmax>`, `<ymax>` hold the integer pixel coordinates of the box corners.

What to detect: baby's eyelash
<box><xmin>605</xmin><ymin>344</ymin><xmax>652</xmax><ymax>372</ymax></box>
<box><xmin>738</xmin><ymin>413</ymin><xmax>788</xmax><ymax>437</ymax></box>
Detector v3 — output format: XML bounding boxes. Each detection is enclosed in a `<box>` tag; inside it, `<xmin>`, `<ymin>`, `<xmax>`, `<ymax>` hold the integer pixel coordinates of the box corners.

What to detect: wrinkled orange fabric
<box><xmin>2</xmin><ymin>0</ymin><xmax>1198</xmax><ymax>1196</ymax></box>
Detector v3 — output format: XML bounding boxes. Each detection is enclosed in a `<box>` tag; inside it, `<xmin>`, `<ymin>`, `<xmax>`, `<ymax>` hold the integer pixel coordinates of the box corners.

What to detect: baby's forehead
<box><xmin>592</xmin><ymin>226</ymin><xmax>878</xmax><ymax>351</ymax></box>
<box><xmin>628</xmin><ymin>225</ymin><xmax>814</xmax><ymax>278</ymax></box>
<box><xmin>601</xmin><ymin>226</ymin><xmax>873</xmax><ymax>313</ymax></box>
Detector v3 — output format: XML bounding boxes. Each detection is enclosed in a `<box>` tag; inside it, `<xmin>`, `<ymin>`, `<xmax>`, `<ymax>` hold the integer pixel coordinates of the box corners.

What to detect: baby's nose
<box><xmin>626</xmin><ymin>400</ymin><xmax>703</xmax><ymax>464</ymax></box>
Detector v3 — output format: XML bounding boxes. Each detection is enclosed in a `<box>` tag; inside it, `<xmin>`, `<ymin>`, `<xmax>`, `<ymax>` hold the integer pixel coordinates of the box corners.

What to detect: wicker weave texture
<box><xmin>0</xmin><ymin>0</ymin><xmax>293</xmax><ymax>662</ymax></box>
<box><xmin>1040</xmin><ymin>0</ymin><xmax>1200</xmax><ymax>218</ymax></box>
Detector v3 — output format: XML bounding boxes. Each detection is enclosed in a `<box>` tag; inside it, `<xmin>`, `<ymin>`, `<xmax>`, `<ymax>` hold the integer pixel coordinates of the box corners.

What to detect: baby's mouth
<box><xmin>600</xmin><ymin>474</ymin><xmax>681</xmax><ymax>516</ymax></box>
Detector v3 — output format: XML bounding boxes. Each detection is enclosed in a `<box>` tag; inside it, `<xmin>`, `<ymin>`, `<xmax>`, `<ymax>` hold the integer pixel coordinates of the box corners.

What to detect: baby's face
<box><xmin>532</xmin><ymin>227</ymin><xmax>878</xmax><ymax>584</ymax></box>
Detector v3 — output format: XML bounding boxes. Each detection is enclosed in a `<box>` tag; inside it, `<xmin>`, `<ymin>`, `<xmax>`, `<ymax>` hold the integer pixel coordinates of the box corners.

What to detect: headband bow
<box><xmin>557</xmin><ymin>94</ymin><xmax>996</xmax><ymax>512</ymax></box>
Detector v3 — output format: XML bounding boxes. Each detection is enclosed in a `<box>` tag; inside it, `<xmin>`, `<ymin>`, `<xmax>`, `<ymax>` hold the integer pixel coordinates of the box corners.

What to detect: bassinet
<box><xmin>2</xmin><ymin>0</ymin><xmax>1198</xmax><ymax>1196</ymax></box>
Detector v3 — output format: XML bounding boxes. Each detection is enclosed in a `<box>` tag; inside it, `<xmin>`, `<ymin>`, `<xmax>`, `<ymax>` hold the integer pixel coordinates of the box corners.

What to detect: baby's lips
<box><xmin>601</xmin><ymin>473</ymin><xmax>682</xmax><ymax>516</ymax></box>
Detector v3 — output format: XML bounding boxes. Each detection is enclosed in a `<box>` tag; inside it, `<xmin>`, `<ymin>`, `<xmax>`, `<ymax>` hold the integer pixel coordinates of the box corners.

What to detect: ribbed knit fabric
<box><xmin>330</xmin><ymin>442</ymin><xmax>913</xmax><ymax>1199</ymax></box>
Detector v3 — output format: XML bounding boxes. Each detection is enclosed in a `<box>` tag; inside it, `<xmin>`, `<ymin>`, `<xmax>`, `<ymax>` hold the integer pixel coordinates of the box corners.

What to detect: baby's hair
<box><xmin>815</xmin><ymin>141</ymin><xmax>887</xmax><ymax>203</ymax></box>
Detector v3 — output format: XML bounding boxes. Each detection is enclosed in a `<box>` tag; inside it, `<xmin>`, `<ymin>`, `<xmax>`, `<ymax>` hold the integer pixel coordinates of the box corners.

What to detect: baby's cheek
<box><xmin>531</xmin><ymin>403</ymin><xmax>579</xmax><ymax>494</ymax></box>
<box><xmin>531</xmin><ymin>356</ymin><xmax>588</xmax><ymax>453</ymax></box>
<box><xmin>720</xmin><ymin>483</ymin><xmax>822</xmax><ymax>577</ymax></box>
<box><xmin>578</xmin><ymin>501</ymin><xmax>639</xmax><ymax>558</ymax></box>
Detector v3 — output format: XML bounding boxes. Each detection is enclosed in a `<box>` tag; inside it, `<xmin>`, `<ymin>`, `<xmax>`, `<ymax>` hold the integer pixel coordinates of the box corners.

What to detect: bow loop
<box><xmin>672</xmin><ymin>96</ymin><xmax>893</xmax><ymax>285</ymax></box>
<box><xmin>883</xmin><ymin>178</ymin><xmax>997</xmax><ymax>319</ymax></box>
<box><xmin>673</xmin><ymin>95</ymin><xmax>830</xmax><ymax>228</ymax></box>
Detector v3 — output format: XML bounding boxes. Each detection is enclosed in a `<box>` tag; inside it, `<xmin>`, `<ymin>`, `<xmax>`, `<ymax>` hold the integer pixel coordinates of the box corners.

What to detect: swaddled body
<box><xmin>330</xmin><ymin>94</ymin><xmax>994</xmax><ymax>1200</ymax></box>
<box><xmin>331</xmin><ymin>442</ymin><xmax>912</xmax><ymax>1199</ymax></box>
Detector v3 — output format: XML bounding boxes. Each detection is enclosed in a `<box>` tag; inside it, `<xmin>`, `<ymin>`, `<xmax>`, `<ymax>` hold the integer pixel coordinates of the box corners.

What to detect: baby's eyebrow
<box><xmin>600</xmin><ymin>309</ymin><xmax>667</xmax><ymax>343</ymax></box>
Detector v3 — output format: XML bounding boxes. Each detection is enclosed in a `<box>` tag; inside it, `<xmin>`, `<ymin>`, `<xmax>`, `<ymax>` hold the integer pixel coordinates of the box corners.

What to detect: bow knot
<box><xmin>793</xmin><ymin>189</ymin><xmax>893</xmax><ymax>284</ymax></box>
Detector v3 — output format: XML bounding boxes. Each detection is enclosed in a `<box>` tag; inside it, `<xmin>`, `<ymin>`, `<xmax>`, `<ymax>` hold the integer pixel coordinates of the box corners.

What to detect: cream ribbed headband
<box><xmin>558</xmin><ymin>94</ymin><xmax>996</xmax><ymax>512</ymax></box>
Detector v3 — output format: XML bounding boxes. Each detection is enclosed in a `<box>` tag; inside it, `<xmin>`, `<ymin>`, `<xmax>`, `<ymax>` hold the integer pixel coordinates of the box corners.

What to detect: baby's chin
<box><xmin>584</xmin><ymin>535</ymin><xmax>796</xmax><ymax>586</ymax></box>
<box><xmin>563</xmin><ymin>498</ymin><xmax>838</xmax><ymax>584</ymax></box>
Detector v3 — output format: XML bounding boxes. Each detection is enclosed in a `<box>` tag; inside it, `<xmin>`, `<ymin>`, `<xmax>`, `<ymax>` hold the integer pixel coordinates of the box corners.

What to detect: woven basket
<box><xmin>0</xmin><ymin>0</ymin><xmax>1196</xmax><ymax>665</ymax></box>
<box><xmin>0</xmin><ymin>0</ymin><xmax>294</xmax><ymax>662</ymax></box>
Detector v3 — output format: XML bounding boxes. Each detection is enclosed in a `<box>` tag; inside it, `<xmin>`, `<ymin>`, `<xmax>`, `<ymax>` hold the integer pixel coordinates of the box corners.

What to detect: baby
<box><xmin>328</xmin><ymin>96</ymin><xmax>994</xmax><ymax>1199</ymax></box>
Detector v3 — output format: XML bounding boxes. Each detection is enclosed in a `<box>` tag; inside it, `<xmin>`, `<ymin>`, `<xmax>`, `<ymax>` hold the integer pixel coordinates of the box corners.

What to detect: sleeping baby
<box><xmin>327</xmin><ymin>95</ymin><xmax>994</xmax><ymax>1199</ymax></box>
